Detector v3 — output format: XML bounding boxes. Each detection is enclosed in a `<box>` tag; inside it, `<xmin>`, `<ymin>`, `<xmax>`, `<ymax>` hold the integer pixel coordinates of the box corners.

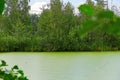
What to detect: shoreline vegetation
<box><xmin>0</xmin><ymin>60</ymin><xmax>29</xmax><ymax>80</ymax></box>
<box><xmin>0</xmin><ymin>51</ymin><xmax>120</xmax><ymax>54</ymax></box>
<box><xmin>0</xmin><ymin>0</ymin><xmax>120</xmax><ymax>52</ymax></box>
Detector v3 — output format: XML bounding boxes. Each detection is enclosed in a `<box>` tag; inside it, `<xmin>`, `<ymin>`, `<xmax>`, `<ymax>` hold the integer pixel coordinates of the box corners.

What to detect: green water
<box><xmin>0</xmin><ymin>52</ymin><xmax>120</xmax><ymax>80</ymax></box>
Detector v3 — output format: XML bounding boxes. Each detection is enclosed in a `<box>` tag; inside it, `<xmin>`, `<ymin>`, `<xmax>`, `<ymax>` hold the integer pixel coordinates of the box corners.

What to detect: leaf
<box><xmin>19</xmin><ymin>76</ymin><xmax>28</xmax><ymax>80</ymax></box>
<box><xmin>79</xmin><ymin>20</ymin><xmax>98</xmax><ymax>38</ymax></box>
<box><xmin>12</xmin><ymin>65</ymin><xmax>19</xmax><ymax>70</ymax></box>
<box><xmin>18</xmin><ymin>70</ymin><xmax>24</xmax><ymax>76</ymax></box>
<box><xmin>104</xmin><ymin>18</ymin><xmax>120</xmax><ymax>35</ymax></box>
<box><xmin>97</xmin><ymin>10</ymin><xmax>114</xmax><ymax>19</ymax></box>
<box><xmin>0</xmin><ymin>0</ymin><xmax>5</xmax><ymax>15</ymax></box>
<box><xmin>78</xmin><ymin>4</ymin><xmax>94</xmax><ymax>17</ymax></box>
<box><xmin>0</xmin><ymin>60</ymin><xmax>8</xmax><ymax>66</ymax></box>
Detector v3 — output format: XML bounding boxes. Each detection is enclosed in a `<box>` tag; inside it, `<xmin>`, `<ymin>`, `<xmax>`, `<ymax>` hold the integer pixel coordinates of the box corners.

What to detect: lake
<box><xmin>0</xmin><ymin>52</ymin><xmax>120</xmax><ymax>80</ymax></box>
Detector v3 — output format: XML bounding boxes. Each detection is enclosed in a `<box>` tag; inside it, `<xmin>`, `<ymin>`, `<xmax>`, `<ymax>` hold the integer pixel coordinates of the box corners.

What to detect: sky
<box><xmin>29</xmin><ymin>0</ymin><xmax>120</xmax><ymax>14</ymax></box>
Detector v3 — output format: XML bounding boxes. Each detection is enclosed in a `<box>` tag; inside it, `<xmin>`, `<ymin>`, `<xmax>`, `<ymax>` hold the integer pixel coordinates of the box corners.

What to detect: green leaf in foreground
<box><xmin>0</xmin><ymin>60</ymin><xmax>8</xmax><ymax>66</ymax></box>
<box><xmin>97</xmin><ymin>10</ymin><xmax>114</xmax><ymax>19</ymax></box>
<box><xmin>0</xmin><ymin>0</ymin><xmax>5</xmax><ymax>15</ymax></box>
<box><xmin>12</xmin><ymin>65</ymin><xmax>19</xmax><ymax>70</ymax></box>
<box><xmin>18</xmin><ymin>70</ymin><xmax>24</xmax><ymax>76</ymax></box>
<box><xmin>0</xmin><ymin>60</ymin><xmax>29</xmax><ymax>80</ymax></box>
<box><xmin>103</xmin><ymin>18</ymin><xmax>120</xmax><ymax>35</ymax></box>
<box><xmin>79</xmin><ymin>20</ymin><xmax>98</xmax><ymax>38</ymax></box>
<box><xmin>78</xmin><ymin>4</ymin><xmax>94</xmax><ymax>17</ymax></box>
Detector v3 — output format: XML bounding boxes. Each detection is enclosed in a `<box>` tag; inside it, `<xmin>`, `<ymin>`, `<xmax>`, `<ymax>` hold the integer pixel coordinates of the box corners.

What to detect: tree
<box><xmin>3</xmin><ymin>0</ymin><xmax>31</xmax><ymax>36</ymax></box>
<box><xmin>37</xmin><ymin>0</ymin><xmax>77</xmax><ymax>51</ymax></box>
<box><xmin>4</xmin><ymin>0</ymin><xmax>30</xmax><ymax>24</ymax></box>
<box><xmin>50</xmin><ymin>0</ymin><xmax>63</xmax><ymax>14</ymax></box>
<box><xmin>86</xmin><ymin>0</ymin><xmax>94</xmax><ymax>5</ymax></box>
<box><xmin>95</xmin><ymin>0</ymin><xmax>104</xmax><ymax>6</ymax></box>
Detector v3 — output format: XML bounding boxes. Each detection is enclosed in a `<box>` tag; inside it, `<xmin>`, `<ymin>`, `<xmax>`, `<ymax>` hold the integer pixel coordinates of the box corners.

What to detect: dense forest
<box><xmin>0</xmin><ymin>0</ymin><xmax>120</xmax><ymax>52</ymax></box>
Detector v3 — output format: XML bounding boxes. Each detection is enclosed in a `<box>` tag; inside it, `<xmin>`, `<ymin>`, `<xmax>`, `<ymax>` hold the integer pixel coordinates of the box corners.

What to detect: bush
<box><xmin>0</xmin><ymin>60</ymin><xmax>29</xmax><ymax>80</ymax></box>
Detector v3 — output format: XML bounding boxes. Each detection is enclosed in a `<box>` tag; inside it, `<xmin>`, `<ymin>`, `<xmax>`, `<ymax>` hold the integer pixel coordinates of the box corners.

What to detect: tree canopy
<box><xmin>0</xmin><ymin>0</ymin><xmax>120</xmax><ymax>51</ymax></box>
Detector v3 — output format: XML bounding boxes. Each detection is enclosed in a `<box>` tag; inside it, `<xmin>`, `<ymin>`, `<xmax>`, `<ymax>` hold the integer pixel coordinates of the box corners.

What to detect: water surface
<box><xmin>0</xmin><ymin>52</ymin><xmax>120</xmax><ymax>80</ymax></box>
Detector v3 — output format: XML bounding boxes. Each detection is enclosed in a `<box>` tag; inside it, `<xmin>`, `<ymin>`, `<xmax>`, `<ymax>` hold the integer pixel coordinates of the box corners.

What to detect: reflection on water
<box><xmin>0</xmin><ymin>52</ymin><xmax>120</xmax><ymax>80</ymax></box>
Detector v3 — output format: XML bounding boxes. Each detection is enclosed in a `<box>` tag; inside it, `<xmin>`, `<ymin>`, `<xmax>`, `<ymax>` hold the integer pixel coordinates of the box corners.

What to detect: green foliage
<box><xmin>0</xmin><ymin>0</ymin><xmax>5</xmax><ymax>15</ymax></box>
<box><xmin>0</xmin><ymin>60</ymin><xmax>8</xmax><ymax>66</ymax></box>
<box><xmin>0</xmin><ymin>0</ymin><xmax>120</xmax><ymax>51</ymax></box>
<box><xmin>78</xmin><ymin>4</ymin><xmax>120</xmax><ymax>38</ymax></box>
<box><xmin>0</xmin><ymin>60</ymin><xmax>29</xmax><ymax>80</ymax></box>
<box><xmin>97</xmin><ymin>10</ymin><xmax>114</xmax><ymax>19</ymax></box>
<box><xmin>79</xmin><ymin>20</ymin><xmax>98</xmax><ymax>38</ymax></box>
<box><xmin>78</xmin><ymin>4</ymin><xmax>94</xmax><ymax>17</ymax></box>
<box><xmin>86</xmin><ymin>0</ymin><xmax>94</xmax><ymax>5</ymax></box>
<box><xmin>12</xmin><ymin>65</ymin><xmax>19</xmax><ymax>70</ymax></box>
<box><xmin>103</xmin><ymin>17</ymin><xmax>120</xmax><ymax>35</ymax></box>
<box><xmin>95</xmin><ymin>0</ymin><xmax>103</xmax><ymax>6</ymax></box>
<box><xmin>4</xmin><ymin>0</ymin><xmax>30</xmax><ymax>25</ymax></box>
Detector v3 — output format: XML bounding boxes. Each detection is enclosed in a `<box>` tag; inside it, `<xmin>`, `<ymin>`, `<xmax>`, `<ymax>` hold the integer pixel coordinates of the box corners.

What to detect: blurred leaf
<box><xmin>78</xmin><ymin>4</ymin><xmax>94</xmax><ymax>17</ymax></box>
<box><xmin>12</xmin><ymin>65</ymin><xmax>19</xmax><ymax>70</ymax></box>
<box><xmin>19</xmin><ymin>76</ymin><xmax>28</xmax><ymax>80</ymax></box>
<box><xmin>18</xmin><ymin>70</ymin><xmax>24</xmax><ymax>76</ymax></box>
<box><xmin>97</xmin><ymin>10</ymin><xmax>114</xmax><ymax>19</ymax></box>
<box><xmin>79</xmin><ymin>20</ymin><xmax>98</xmax><ymax>38</ymax></box>
<box><xmin>0</xmin><ymin>60</ymin><xmax>8</xmax><ymax>66</ymax></box>
<box><xmin>0</xmin><ymin>0</ymin><xmax>5</xmax><ymax>15</ymax></box>
<box><xmin>104</xmin><ymin>18</ymin><xmax>120</xmax><ymax>35</ymax></box>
